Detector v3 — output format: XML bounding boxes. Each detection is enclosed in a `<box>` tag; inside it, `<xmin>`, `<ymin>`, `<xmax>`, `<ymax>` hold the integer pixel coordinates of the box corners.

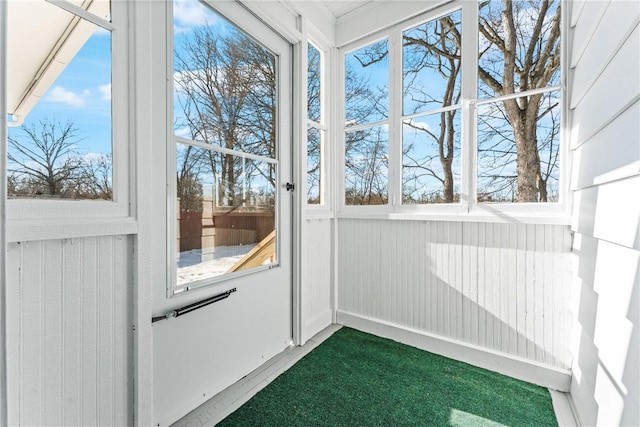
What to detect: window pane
<box><xmin>307</xmin><ymin>126</ymin><xmax>321</xmax><ymax>204</ymax></box>
<box><xmin>478</xmin><ymin>0</ymin><xmax>561</xmax><ymax>99</ymax></box>
<box><xmin>308</xmin><ymin>43</ymin><xmax>322</xmax><ymax>122</ymax></box>
<box><xmin>176</xmin><ymin>144</ymin><xmax>276</xmax><ymax>288</ymax></box>
<box><xmin>307</xmin><ymin>42</ymin><xmax>324</xmax><ymax>206</ymax></box>
<box><xmin>345</xmin><ymin>125</ymin><xmax>388</xmax><ymax>205</ymax></box>
<box><xmin>477</xmin><ymin>90</ymin><xmax>561</xmax><ymax>202</ymax></box>
<box><xmin>403</xmin><ymin>9</ymin><xmax>462</xmax><ymax>115</ymax></box>
<box><xmin>174</xmin><ymin>3</ymin><xmax>277</xmax><ymax>159</ymax></box>
<box><xmin>402</xmin><ymin>111</ymin><xmax>461</xmax><ymax>204</ymax></box>
<box><xmin>174</xmin><ymin>1</ymin><xmax>280</xmax><ymax>290</ymax></box>
<box><xmin>345</xmin><ymin>40</ymin><xmax>389</xmax><ymax>126</ymax></box>
<box><xmin>7</xmin><ymin>1</ymin><xmax>112</xmax><ymax>200</ymax></box>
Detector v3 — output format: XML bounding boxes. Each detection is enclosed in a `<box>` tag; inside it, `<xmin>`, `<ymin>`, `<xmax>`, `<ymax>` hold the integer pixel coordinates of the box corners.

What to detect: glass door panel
<box><xmin>172</xmin><ymin>0</ymin><xmax>279</xmax><ymax>293</ymax></box>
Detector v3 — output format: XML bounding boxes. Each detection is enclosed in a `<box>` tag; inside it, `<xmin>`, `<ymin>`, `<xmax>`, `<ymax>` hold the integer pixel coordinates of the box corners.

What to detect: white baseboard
<box><xmin>337</xmin><ymin>310</ymin><xmax>572</xmax><ymax>392</ymax></box>
<box><xmin>302</xmin><ymin>309</ymin><xmax>333</xmax><ymax>344</ymax></box>
<box><xmin>550</xmin><ymin>390</ymin><xmax>582</xmax><ymax>426</ymax></box>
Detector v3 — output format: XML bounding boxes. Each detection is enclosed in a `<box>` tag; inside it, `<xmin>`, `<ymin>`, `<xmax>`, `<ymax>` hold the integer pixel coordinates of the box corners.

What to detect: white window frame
<box><xmin>337</xmin><ymin>0</ymin><xmax>570</xmax><ymax>224</ymax></box>
<box><xmin>339</xmin><ymin>33</ymin><xmax>393</xmax><ymax>211</ymax></box>
<box><xmin>5</xmin><ymin>0</ymin><xmax>133</xmax><ymax>241</ymax></box>
<box><xmin>306</xmin><ymin>40</ymin><xmax>328</xmax><ymax>209</ymax></box>
<box><xmin>304</xmin><ymin>29</ymin><xmax>336</xmax><ymax>219</ymax></box>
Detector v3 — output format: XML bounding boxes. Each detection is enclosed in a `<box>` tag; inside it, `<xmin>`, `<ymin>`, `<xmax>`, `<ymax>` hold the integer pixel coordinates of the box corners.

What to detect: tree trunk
<box><xmin>514</xmin><ymin>125</ymin><xmax>541</xmax><ymax>202</ymax></box>
<box><xmin>224</xmin><ymin>129</ymin><xmax>236</xmax><ymax>206</ymax></box>
<box><xmin>47</xmin><ymin>167</ymin><xmax>57</xmax><ymax>195</ymax></box>
<box><xmin>506</xmin><ymin>98</ymin><xmax>543</xmax><ymax>202</ymax></box>
<box><xmin>442</xmin><ymin>110</ymin><xmax>456</xmax><ymax>203</ymax></box>
<box><xmin>442</xmin><ymin>160</ymin><xmax>454</xmax><ymax>202</ymax></box>
<box><xmin>48</xmin><ymin>180</ymin><xmax>57</xmax><ymax>196</ymax></box>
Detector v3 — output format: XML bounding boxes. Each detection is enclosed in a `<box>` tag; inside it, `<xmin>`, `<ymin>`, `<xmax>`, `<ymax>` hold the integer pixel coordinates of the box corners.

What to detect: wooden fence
<box><xmin>177</xmin><ymin>199</ymin><xmax>275</xmax><ymax>253</ymax></box>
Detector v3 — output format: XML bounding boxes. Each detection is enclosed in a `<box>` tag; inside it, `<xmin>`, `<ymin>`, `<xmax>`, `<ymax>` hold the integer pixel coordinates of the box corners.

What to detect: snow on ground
<box><xmin>177</xmin><ymin>244</ymin><xmax>256</xmax><ymax>286</ymax></box>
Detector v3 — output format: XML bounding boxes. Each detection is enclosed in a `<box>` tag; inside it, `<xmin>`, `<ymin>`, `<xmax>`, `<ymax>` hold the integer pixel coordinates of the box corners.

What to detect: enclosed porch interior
<box><xmin>0</xmin><ymin>0</ymin><xmax>638</xmax><ymax>426</ymax></box>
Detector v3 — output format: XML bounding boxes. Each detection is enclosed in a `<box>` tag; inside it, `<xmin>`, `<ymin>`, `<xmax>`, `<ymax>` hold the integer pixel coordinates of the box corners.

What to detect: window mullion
<box><xmin>473</xmin><ymin>85</ymin><xmax>562</xmax><ymax>106</ymax></box>
<box><xmin>461</xmin><ymin>0</ymin><xmax>478</xmax><ymax>212</ymax></box>
<box><xmin>337</xmin><ymin>45</ymin><xmax>346</xmax><ymax>210</ymax></box>
<box><xmin>389</xmin><ymin>28</ymin><xmax>403</xmax><ymax>208</ymax></box>
<box><xmin>46</xmin><ymin>0</ymin><xmax>115</xmax><ymax>31</ymax></box>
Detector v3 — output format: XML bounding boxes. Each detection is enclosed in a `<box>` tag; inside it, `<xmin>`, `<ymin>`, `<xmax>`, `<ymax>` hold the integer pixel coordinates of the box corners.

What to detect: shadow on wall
<box><xmin>426</xmin><ymin>221</ymin><xmax>571</xmax><ymax>370</ymax></box>
<box><xmin>425</xmin><ymin>265</ymin><xmax>567</xmax><ymax>369</ymax></box>
<box><xmin>338</xmin><ymin>219</ymin><xmax>573</xmax><ymax>372</ymax></box>
<box><xmin>571</xmin><ymin>180</ymin><xmax>640</xmax><ymax>425</ymax></box>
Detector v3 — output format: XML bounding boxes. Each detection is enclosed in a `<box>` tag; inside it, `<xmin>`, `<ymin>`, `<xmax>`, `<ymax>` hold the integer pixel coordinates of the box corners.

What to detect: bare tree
<box><xmin>306</xmin><ymin>127</ymin><xmax>321</xmax><ymax>203</ymax></box>
<box><xmin>402</xmin><ymin>12</ymin><xmax>462</xmax><ymax>203</ymax></box>
<box><xmin>174</xmin><ymin>25</ymin><xmax>276</xmax><ymax>208</ymax></box>
<box><xmin>177</xmin><ymin>171</ymin><xmax>204</xmax><ymax>213</ymax></box>
<box><xmin>307</xmin><ymin>45</ymin><xmax>322</xmax><ymax>203</ymax></box>
<box><xmin>238</xmin><ymin>35</ymin><xmax>278</xmax><ymax>190</ymax></box>
<box><xmin>344</xmin><ymin>40</ymin><xmax>389</xmax><ymax>205</ymax></box>
<box><xmin>357</xmin><ymin>0</ymin><xmax>560</xmax><ymax>203</ymax></box>
<box><xmin>477</xmin><ymin>0</ymin><xmax>561</xmax><ymax>202</ymax></box>
<box><xmin>8</xmin><ymin>119</ymin><xmax>84</xmax><ymax>197</ymax></box>
<box><xmin>345</xmin><ymin>126</ymin><xmax>388</xmax><ymax>205</ymax></box>
<box><xmin>76</xmin><ymin>154</ymin><xmax>113</xmax><ymax>199</ymax></box>
<box><xmin>176</xmin><ymin>144</ymin><xmax>206</xmax><ymax>212</ymax></box>
<box><xmin>351</xmin><ymin>21</ymin><xmax>462</xmax><ymax>204</ymax></box>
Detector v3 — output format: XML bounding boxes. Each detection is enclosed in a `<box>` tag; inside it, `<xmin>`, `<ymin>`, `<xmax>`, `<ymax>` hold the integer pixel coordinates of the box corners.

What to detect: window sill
<box><xmin>337</xmin><ymin>206</ymin><xmax>572</xmax><ymax>225</ymax></box>
<box><xmin>7</xmin><ymin>216</ymin><xmax>138</xmax><ymax>242</ymax></box>
<box><xmin>304</xmin><ymin>209</ymin><xmax>335</xmax><ymax>220</ymax></box>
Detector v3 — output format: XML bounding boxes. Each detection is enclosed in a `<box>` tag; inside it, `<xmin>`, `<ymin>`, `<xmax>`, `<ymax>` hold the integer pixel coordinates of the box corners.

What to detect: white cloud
<box><xmin>98</xmin><ymin>84</ymin><xmax>111</xmax><ymax>100</ymax></box>
<box><xmin>46</xmin><ymin>86</ymin><xmax>89</xmax><ymax>107</ymax></box>
<box><xmin>174</xmin><ymin>126</ymin><xmax>192</xmax><ymax>138</ymax></box>
<box><xmin>174</xmin><ymin>0</ymin><xmax>215</xmax><ymax>31</ymax></box>
<box><xmin>405</xmin><ymin>120</ymin><xmax>431</xmax><ymax>132</ymax></box>
<box><xmin>82</xmin><ymin>152</ymin><xmax>110</xmax><ymax>162</ymax></box>
<box><xmin>96</xmin><ymin>26</ymin><xmax>111</xmax><ymax>36</ymax></box>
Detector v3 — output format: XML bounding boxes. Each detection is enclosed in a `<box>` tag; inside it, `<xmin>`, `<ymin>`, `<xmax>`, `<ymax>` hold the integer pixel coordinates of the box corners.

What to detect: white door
<box><xmin>151</xmin><ymin>1</ymin><xmax>293</xmax><ymax>425</ymax></box>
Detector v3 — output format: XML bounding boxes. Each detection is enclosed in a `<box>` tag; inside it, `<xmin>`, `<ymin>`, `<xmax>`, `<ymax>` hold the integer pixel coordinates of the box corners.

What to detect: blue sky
<box><xmin>7</xmin><ymin>0</ymin><xmax>222</xmax><ymax>166</ymax></box>
<box><xmin>173</xmin><ymin>0</ymin><xmax>225</xmax><ymax>139</ymax></box>
<box><xmin>344</xmin><ymin>28</ymin><xmax>462</xmax><ymax>201</ymax></box>
<box><xmin>8</xmin><ymin>25</ymin><xmax>112</xmax><ymax>161</ymax></box>
<box><xmin>173</xmin><ymin>0</ymin><xmax>277</xmax><ymax>203</ymax></box>
<box><xmin>343</xmin><ymin>2</ymin><xmax>560</xmax><ymax>202</ymax></box>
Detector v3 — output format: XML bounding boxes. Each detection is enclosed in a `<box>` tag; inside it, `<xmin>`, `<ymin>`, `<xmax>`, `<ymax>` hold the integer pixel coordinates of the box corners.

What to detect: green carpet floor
<box><xmin>218</xmin><ymin>327</ymin><xmax>557</xmax><ymax>426</ymax></box>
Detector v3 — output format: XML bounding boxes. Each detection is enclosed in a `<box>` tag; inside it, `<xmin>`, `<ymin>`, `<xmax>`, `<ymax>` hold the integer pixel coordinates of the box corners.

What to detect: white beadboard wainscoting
<box><xmin>337</xmin><ymin>219</ymin><xmax>573</xmax><ymax>390</ymax></box>
<box><xmin>5</xmin><ymin>236</ymin><xmax>132</xmax><ymax>426</ymax></box>
<box><xmin>301</xmin><ymin>218</ymin><xmax>334</xmax><ymax>343</ymax></box>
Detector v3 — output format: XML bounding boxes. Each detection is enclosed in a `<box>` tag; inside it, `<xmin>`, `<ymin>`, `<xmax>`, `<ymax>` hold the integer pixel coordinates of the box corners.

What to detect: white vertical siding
<box><xmin>301</xmin><ymin>218</ymin><xmax>333</xmax><ymax>342</ymax></box>
<box><xmin>568</xmin><ymin>0</ymin><xmax>640</xmax><ymax>425</ymax></box>
<box><xmin>6</xmin><ymin>236</ymin><xmax>131</xmax><ymax>426</ymax></box>
<box><xmin>337</xmin><ymin>220</ymin><xmax>573</xmax><ymax>369</ymax></box>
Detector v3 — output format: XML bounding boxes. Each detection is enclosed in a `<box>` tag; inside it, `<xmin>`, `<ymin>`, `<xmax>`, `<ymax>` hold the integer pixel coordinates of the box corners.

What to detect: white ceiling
<box><xmin>319</xmin><ymin>0</ymin><xmax>375</xmax><ymax>19</ymax></box>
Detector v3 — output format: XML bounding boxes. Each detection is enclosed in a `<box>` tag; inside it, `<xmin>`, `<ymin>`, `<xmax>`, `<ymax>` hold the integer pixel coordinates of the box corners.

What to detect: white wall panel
<box><xmin>301</xmin><ymin>219</ymin><xmax>333</xmax><ymax>342</ymax></box>
<box><xmin>569</xmin><ymin>0</ymin><xmax>587</xmax><ymax>28</ymax></box>
<box><xmin>570</xmin><ymin>101</ymin><xmax>640</xmax><ymax>190</ymax></box>
<box><xmin>569</xmin><ymin>0</ymin><xmax>640</xmax><ymax>424</ymax></box>
<box><xmin>573</xmin><ymin>176</ymin><xmax>640</xmax><ymax>251</ymax></box>
<box><xmin>569</xmin><ymin>1</ymin><xmax>638</xmax><ymax>109</ymax></box>
<box><xmin>337</xmin><ymin>219</ymin><xmax>573</xmax><ymax>370</ymax></box>
<box><xmin>569</xmin><ymin>0</ymin><xmax>609</xmax><ymax>68</ymax></box>
<box><xmin>570</xmin><ymin>24</ymin><xmax>640</xmax><ymax>149</ymax></box>
<box><xmin>5</xmin><ymin>236</ymin><xmax>132</xmax><ymax>426</ymax></box>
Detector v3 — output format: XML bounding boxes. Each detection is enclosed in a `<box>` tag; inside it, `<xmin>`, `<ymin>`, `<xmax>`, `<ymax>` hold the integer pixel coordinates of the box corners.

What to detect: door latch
<box><xmin>285</xmin><ymin>182</ymin><xmax>295</xmax><ymax>192</ymax></box>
